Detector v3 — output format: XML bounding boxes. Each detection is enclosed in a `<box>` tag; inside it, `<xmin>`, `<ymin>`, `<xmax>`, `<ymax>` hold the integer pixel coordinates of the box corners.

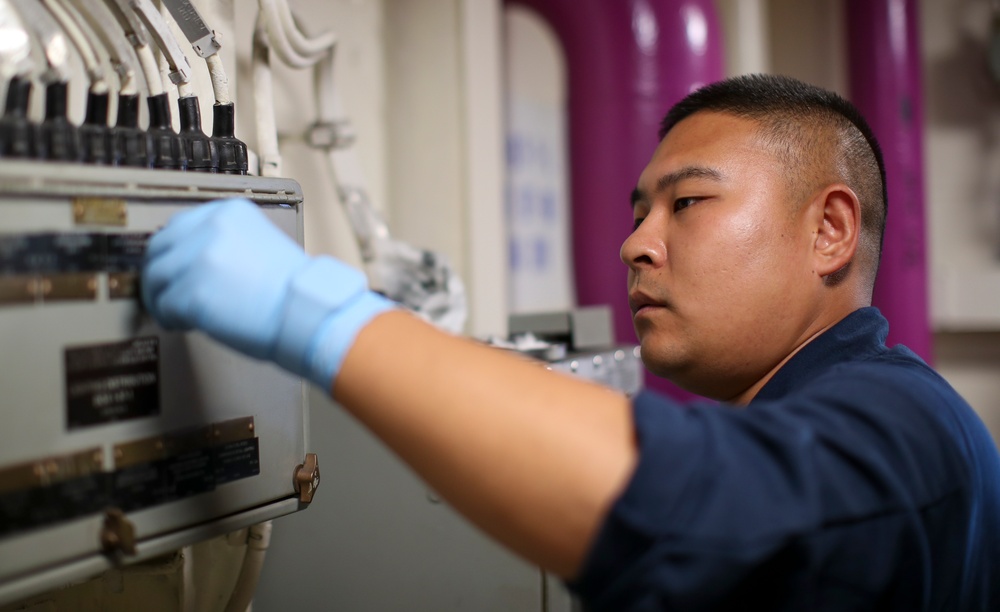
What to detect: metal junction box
<box><xmin>0</xmin><ymin>161</ymin><xmax>311</xmax><ymax>607</ymax></box>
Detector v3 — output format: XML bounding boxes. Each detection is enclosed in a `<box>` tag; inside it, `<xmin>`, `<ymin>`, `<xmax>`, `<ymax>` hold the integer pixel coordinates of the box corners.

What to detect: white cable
<box><xmin>129</xmin><ymin>0</ymin><xmax>193</xmax><ymax>95</ymax></box>
<box><xmin>156</xmin><ymin>0</ymin><xmax>175</xmax><ymax>94</ymax></box>
<box><xmin>257</xmin><ymin>0</ymin><xmax>327</xmax><ymax>68</ymax></box>
<box><xmin>8</xmin><ymin>0</ymin><xmax>71</xmax><ymax>82</ymax></box>
<box><xmin>71</xmin><ymin>0</ymin><xmax>140</xmax><ymax>95</ymax></box>
<box><xmin>103</xmin><ymin>0</ymin><xmax>161</xmax><ymax>94</ymax></box>
<box><xmin>135</xmin><ymin>42</ymin><xmax>163</xmax><ymax>95</ymax></box>
<box><xmin>0</xmin><ymin>0</ymin><xmax>34</xmax><ymax>80</ymax></box>
<box><xmin>206</xmin><ymin>53</ymin><xmax>230</xmax><ymax>105</ymax></box>
<box><xmin>156</xmin><ymin>30</ymin><xmax>172</xmax><ymax>93</ymax></box>
<box><xmin>153</xmin><ymin>0</ymin><xmax>173</xmax><ymax>97</ymax></box>
<box><xmin>252</xmin><ymin>16</ymin><xmax>280</xmax><ymax>176</ymax></box>
<box><xmin>105</xmin><ymin>0</ymin><xmax>148</xmax><ymax>45</ymax></box>
<box><xmin>257</xmin><ymin>0</ymin><xmax>468</xmax><ymax>330</ymax></box>
<box><xmin>274</xmin><ymin>0</ymin><xmax>335</xmax><ymax>58</ymax></box>
<box><xmin>313</xmin><ymin>50</ymin><xmax>338</xmax><ymax>124</ymax></box>
<box><xmin>223</xmin><ymin>521</ymin><xmax>273</xmax><ymax>612</ymax></box>
<box><xmin>41</xmin><ymin>0</ymin><xmax>107</xmax><ymax>92</ymax></box>
<box><xmin>54</xmin><ymin>0</ymin><xmax>115</xmax><ymax>94</ymax></box>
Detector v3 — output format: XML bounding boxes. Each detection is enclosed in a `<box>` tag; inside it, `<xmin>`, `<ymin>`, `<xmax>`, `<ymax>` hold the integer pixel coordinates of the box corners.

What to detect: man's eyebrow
<box><xmin>630</xmin><ymin>166</ymin><xmax>724</xmax><ymax>207</ymax></box>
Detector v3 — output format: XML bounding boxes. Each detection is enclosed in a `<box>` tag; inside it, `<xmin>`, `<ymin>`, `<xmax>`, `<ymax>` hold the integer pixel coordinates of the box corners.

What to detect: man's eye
<box><xmin>674</xmin><ymin>197</ymin><xmax>700</xmax><ymax>212</ymax></box>
<box><xmin>632</xmin><ymin>217</ymin><xmax>645</xmax><ymax>231</ymax></box>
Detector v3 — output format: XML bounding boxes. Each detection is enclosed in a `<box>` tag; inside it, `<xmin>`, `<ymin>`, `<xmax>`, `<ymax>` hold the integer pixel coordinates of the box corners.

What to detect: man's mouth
<box><xmin>629</xmin><ymin>291</ymin><xmax>667</xmax><ymax>316</ymax></box>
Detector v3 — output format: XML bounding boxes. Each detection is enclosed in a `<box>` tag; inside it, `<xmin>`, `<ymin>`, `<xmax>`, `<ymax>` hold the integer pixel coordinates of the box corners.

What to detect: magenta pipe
<box><xmin>506</xmin><ymin>0</ymin><xmax>724</xmax><ymax>399</ymax></box>
<box><xmin>846</xmin><ymin>0</ymin><xmax>932</xmax><ymax>362</ymax></box>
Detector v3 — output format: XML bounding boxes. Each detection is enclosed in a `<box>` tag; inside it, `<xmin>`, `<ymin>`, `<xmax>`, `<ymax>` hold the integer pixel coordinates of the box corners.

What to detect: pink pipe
<box><xmin>506</xmin><ymin>0</ymin><xmax>724</xmax><ymax>398</ymax></box>
<box><xmin>846</xmin><ymin>0</ymin><xmax>932</xmax><ymax>362</ymax></box>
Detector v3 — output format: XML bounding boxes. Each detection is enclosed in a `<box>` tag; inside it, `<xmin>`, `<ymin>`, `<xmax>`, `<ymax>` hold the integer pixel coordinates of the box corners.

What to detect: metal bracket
<box><xmin>160</xmin><ymin>0</ymin><xmax>221</xmax><ymax>58</ymax></box>
<box><xmin>293</xmin><ymin>453</ymin><xmax>320</xmax><ymax>504</ymax></box>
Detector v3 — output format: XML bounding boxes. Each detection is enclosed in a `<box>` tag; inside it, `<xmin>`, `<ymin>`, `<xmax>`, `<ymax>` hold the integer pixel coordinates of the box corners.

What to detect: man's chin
<box><xmin>638</xmin><ymin>344</ymin><xmax>690</xmax><ymax>383</ymax></box>
<box><xmin>639</xmin><ymin>344</ymin><xmax>722</xmax><ymax>398</ymax></box>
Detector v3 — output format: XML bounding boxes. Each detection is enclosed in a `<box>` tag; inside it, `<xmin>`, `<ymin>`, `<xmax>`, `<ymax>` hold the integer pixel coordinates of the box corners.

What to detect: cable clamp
<box><xmin>305</xmin><ymin>120</ymin><xmax>355</xmax><ymax>150</ymax></box>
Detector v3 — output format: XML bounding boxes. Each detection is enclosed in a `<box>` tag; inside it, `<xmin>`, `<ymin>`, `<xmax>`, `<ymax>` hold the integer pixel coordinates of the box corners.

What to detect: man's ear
<box><xmin>811</xmin><ymin>184</ymin><xmax>861</xmax><ymax>281</ymax></box>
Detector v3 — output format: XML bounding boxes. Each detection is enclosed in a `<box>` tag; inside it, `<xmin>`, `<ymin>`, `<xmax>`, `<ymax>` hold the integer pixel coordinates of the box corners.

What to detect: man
<box><xmin>142</xmin><ymin>74</ymin><xmax>1000</xmax><ymax>609</ymax></box>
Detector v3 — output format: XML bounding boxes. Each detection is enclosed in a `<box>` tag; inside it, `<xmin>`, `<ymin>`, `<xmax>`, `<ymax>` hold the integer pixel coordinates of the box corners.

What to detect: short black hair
<box><xmin>660</xmin><ymin>74</ymin><xmax>887</xmax><ymax>277</ymax></box>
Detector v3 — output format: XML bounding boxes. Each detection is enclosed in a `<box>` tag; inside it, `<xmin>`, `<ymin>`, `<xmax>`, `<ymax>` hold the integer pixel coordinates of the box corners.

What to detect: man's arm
<box><xmin>337</xmin><ymin>312</ymin><xmax>635</xmax><ymax>578</ymax></box>
<box><xmin>141</xmin><ymin>199</ymin><xmax>637</xmax><ymax>579</ymax></box>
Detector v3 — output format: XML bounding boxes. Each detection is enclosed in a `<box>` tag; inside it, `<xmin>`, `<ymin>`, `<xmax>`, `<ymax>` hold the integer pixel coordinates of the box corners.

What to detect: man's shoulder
<box><xmin>805</xmin><ymin>344</ymin><xmax>956</xmax><ymax>410</ymax></box>
<box><xmin>789</xmin><ymin>344</ymin><xmax>999</xmax><ymax>491</ymax></box>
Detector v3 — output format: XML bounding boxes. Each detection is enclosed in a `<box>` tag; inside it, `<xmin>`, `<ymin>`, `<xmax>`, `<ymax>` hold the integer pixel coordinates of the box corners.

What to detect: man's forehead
<box><xmin>657</xmin><ymin>111</ymin><xmax>767</xmax><ymax>154</ymax></box>
<box><xmin>644</xmin><ymin>114</ymin><xmax>778</xmax><ymax>177</ymax></box>
<box><xmin>631</xmin><ymin>114</ymin><xmax>784</xmax><ymax>207</ymax></box>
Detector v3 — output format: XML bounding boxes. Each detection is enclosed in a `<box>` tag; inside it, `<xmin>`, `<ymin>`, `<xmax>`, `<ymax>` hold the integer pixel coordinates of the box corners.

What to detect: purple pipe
<box><xmin>846</xmin><ymin>0</ymin><xmax>932</xmax><ymax>362</ymax></box>
<box><xmin>506</xmin><ymin>0</ymin><xmax>724</xmax><ymax>398</ymax></box>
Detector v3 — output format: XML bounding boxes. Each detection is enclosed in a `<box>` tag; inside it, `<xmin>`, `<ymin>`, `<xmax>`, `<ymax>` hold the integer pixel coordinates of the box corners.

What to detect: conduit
<box><xmin>846</xmin><ymin>0</ymin><xmax>932</xmax><ymax>361</ymax></box>
<box><xmin>504</xmin><ymin>0</ymin><xmax>724</xmax><ymax>399</ymax></box>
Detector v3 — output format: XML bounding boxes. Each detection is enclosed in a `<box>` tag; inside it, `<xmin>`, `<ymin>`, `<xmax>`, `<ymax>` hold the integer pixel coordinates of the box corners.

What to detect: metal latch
<box><xmin>100</xmin><ymin>508</ymin><xmax>137</xmax><ymax>557</ymax></box>
<box><xmin>293</xmin><ymin>453</ymin><xmax>320</xmax><ymax>504</ymax></box>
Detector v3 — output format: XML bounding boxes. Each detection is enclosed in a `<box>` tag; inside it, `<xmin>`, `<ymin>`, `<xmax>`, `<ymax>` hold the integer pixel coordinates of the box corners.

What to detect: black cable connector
<box><xmin>146</xmin><ymin>93</ymin><xmax>187</xmax><ymax>170</ymax></box>
<box><xmin>0</xmin><ymin>77</ymin><xmax>35</xmax><ymax>158</ymax></box>
<box><xmin>113</xmin><ymin>93</ymin><xmax>151</xmax><ymax>168</ymax></box>
<box><xmin>212</xmin><ymin>103</ymin><xmax>248</xmax><ymax>175</ymax></box>
<box><xmin>178</xmin><ymin>96</ymin><xmax>218</xmax><ymax>172</ymax></box>
<box><xmin>79</xmin><ymin>91</ymin><xmax>116</xmax><ymax>165</ymax></box>
<box><xmin>38</xmin><ymin>81</ymin><xmax>81</xmax><ymax>162</ymax></box>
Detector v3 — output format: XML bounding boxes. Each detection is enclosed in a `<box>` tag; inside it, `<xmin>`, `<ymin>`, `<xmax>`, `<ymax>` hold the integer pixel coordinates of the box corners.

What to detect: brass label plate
<box><xmin>108</xmin><ymin>272</ymin><xmax>139</xmax><ymax>299</ymax></box>
<box><xmin>73</xmin><ymin>198</ymin><xmax>127</xmax><ymax>227</ymax></box>
<box><xmin>44</xmin><ymin>273</ymin><xmax>98</xmax><ymax>301</ymax></box>
<box><xmin>0</xmin><ymin>276</ymin><xmax>35</xmax><ymax>304</ymax></box>
<box><xmin>213</xmin><ymin>417</ymin><xmax>256</xmax><ymax>445</ymax></box>
<box><xmin>0</xmin><ymin>448</ymin><xmax>103</xmax><ymax>495</ymax></box>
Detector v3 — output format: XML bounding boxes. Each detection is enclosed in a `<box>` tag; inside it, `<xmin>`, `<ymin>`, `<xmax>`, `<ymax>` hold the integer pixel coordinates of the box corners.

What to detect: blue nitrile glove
<box><xmin>141</xmin><ymin>198</ymin><xmax>395</xmax><ymax>388</ymax></box>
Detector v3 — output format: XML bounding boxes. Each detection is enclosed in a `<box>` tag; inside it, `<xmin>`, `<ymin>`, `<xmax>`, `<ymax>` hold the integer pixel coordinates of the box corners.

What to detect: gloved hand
<box><xmin>141</xmin><ymin>198</ymin><xmax>395</xmax><ymax>389</ymax></box>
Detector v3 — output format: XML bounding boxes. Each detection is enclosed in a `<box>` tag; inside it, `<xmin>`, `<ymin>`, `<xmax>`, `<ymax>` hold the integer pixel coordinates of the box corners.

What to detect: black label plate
<box><xmin>0</xmin><ymin>473</ymin><xmax>110</xmax><ymax>538</ymax></box>
<box><xmin>65</xmin><ymin>337</ymin><xmax>161</xmax><ymax>429</ymax></box>
<box><xmin>214</xmin><ymin>438</ymin><xmax>261</xmax><ymax>485</ymax></box>
<box><xmin>105</xmin><ymin>233</ymin><xmax>150</xmax><ymax>273</ymax></box>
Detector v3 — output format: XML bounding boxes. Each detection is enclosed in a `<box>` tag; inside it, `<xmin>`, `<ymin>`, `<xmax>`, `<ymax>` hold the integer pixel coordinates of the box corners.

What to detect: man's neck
<box><xmin>728</xmin><ymin>302</ymin><xmax>866</xmax><ymax>406</ymax></box>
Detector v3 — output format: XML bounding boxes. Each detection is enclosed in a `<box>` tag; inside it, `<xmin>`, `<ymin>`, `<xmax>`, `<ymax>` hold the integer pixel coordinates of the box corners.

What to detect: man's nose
<box><xmin>620</xmin><ymin>216</ymin><xmax>666</xmax><ymax>269</ymax></box>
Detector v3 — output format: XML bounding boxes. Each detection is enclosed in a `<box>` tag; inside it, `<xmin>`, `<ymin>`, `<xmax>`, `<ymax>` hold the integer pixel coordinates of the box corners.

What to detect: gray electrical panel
<box><xmin>0</xmin><ymin>161</ymin><xmax>312</xmax><ymax>607</ymax></box>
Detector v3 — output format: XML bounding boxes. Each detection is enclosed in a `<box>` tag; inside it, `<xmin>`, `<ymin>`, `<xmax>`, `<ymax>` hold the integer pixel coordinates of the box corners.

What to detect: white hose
<box><xmin>207</xmin><ymin>53</ymin><xmax>231</xmax><ymax>105</ymax></box>
<box><xmin>223</xmin><ymin>521</ymin><xmax>273</xmax><ymax>612</ymax></box>
<box><xmin>42</xmin><ymin>0</ymin><xmax>108</xmax><ymax>92</ymax></box>
<box><xmin>252</xmin><ymin>17</ymin><xmax>280</xmax><ymax>176</ymax></box>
